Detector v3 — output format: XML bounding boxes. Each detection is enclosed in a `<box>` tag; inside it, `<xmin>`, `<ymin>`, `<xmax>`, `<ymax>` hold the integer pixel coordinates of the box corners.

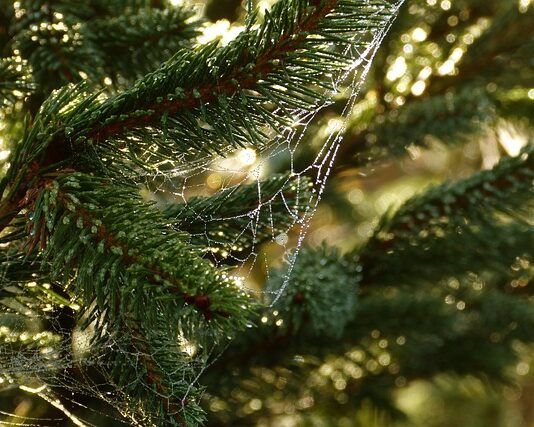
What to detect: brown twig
<box><xmin>84</xmin><ymin>0</ymin><xmax>339</xmax><ymax>143</ymax></box>
<box><xmin>50</xmin><ymin>186</ymin><xmax>224</xmax><ymax>318</ymax></box>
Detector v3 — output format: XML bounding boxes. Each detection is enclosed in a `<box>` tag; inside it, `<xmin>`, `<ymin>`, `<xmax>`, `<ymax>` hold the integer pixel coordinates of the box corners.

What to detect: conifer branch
<box><xmin>51</xmin><ymin>188</ymin><xmax>218</xmax><ymax>317</ymax></box>
<box><xmin>343</xmin><ymin>87</ymin><xmax>496</xmax><ymax>166</ymax></box>
<box><xmin>87</xmin><ymin>7</ymin><xmax>201</xmax><ymax>81</ymax></box>
<box><xmin>2</xmin><ymin>213</ymin><xmax>206</xmax><ymax>425</ymax></box>
<box><xmin>359</xmin><ymin>144</ymin><xmax>534</xmax><ymax>287</ymax></box>
<box><xmin>125</xmin><ymin>324</ymin><xmax>193</xmax><ymax>427</ymax></box>
<box><xmin>333</xmin><ymin>3</ymin><xmax>534</xmax><ymax>170</ymax></box>
<box><xmin>209</xmin><ymin>244</ymin><xmax>359</xmax><ymax>372</ymax></box>
<box><xmin>10</xmin><ymin>2</ymin><xmax>104</xmax><ymax>92</ymax></box>
<box><xmin>93</xmin><ymin>319</ymin><xmax>205</xmax><ymax>426</ymax></box>
<box><xmin>83</xmin><ymin>0</ymin><xmax>340</xmax><ymax>142</ymax></box>
<box><xmin>28</xmin><ymin>173</ymin><xmax>254</xmax><ymax>330</ymax></box>
<box><xmin>44</xmin><ymin>0</ymin><xmax>394</xmax><ymax>162</ymax></box>
<box><xmin>426</xmin><ymin>4</ymin><xmax>534</xmax><ymax>98</ymax></box>
<box><xmin>206</xmin><ymin>285</ymin><xmax>534</xmax><ymax>423</ymax></box>
<box><xmin>1</xmin><ymin>0</ymin><xmax>396</xmax><ymax>233</ymax></box>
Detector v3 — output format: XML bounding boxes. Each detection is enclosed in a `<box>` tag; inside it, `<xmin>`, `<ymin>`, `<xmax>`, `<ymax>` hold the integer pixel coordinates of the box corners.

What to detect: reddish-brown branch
<box><xmin>86</xmin><ymin>0</ymin><xmax>339</xmax><ymax>143</ymax></box>
<box><xmin>51</xmin><ymin>187</ymin><xmax>225</xmax><ymax>318</ymax></box>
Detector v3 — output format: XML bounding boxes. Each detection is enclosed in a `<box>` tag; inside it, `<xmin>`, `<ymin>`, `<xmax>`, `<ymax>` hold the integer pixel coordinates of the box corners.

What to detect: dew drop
<box><xmin>275</xmin><ymin>233</ymin><xmax>288</xmax><ymax>246</ymax></box>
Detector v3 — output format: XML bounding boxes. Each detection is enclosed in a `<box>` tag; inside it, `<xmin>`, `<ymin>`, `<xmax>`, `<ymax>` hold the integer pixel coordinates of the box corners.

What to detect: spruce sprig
<box><xmin>6</xmin><ymin>0</ymin><xmax>395</xmax><ymax>181</ymax></box>
<box><xmin>30</xmin><ymin>172</ymin><xmax>254</xmax><ymax>331</ymax></box>
<box><xmin>360</xmin><ymin>144</ymin><xmax>534</xmax><ymax>286</ymax></box>
<box><xmin>1</xmin><ymin>0</ymin><xmax>396</xmax><ymax>233</ymax></box>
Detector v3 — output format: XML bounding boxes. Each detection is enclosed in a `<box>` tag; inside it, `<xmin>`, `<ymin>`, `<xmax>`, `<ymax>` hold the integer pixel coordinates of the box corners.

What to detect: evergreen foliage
<box><xmin>0</xmin><ymin>0</ymin><xmax>533</xmax><ymax>426</ymax></box>
<box><xmin>266</xmin><ymin>244</ymin><xmax>359</xmax><ymax>339</ymax></box>
<box><xmin>360</xmin><ymin>143</ymin><xmax>533</xmax><ymax>287</ymax></box>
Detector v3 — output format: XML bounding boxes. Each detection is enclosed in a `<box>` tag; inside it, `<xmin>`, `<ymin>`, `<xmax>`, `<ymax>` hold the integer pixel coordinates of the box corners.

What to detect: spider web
<box><xmin>0</xmin><ymin>1</ymin><xmax>404</xmax><ymax>425</ymax></box>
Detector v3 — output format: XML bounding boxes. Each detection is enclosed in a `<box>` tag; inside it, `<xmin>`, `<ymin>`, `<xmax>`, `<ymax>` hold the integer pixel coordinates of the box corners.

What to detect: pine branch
<box><xmin>205</xmin><ymin>281</ymin><xmax>534</xmax><ymax>424</ymax></box>
<box><xmin>29</xmin><ymin>173</ymin><xmax>254</xmax><ymax>332</ymax></box>
<box><xmin>427</xmin><ymin>3</ymin><xmax>534</xmax><ymax>97</ymax></box>
<box><xmin>108</xmin><ymin>321</ymin><xmax>205</xmax><ymax>426</ymax></box>
<box><xmin>36</xmin><ymin>0</ymin><xmax>395</xmax><ymax>164</ymax></box>
<box><xmin>359</xmin><ymin>144</ymin><xmax>534</xmax><ymax>287</ymax></box>
<box><xmin>10</xmin><ymin>2</ymin><xmax>104</xmax><ymax>93</ymax></box>
<box><xmin>0</xmin><ymin>246</ymin><xmax>206</xmax><ymax>425</ymax></box>
<box><xmin>206</xmin><ymin>244</ymin><xmax>360</xmax><ymax>374</ymax></box>
<box><xmin>347</xmin><ymin>87</ymin><xmax>496</xmax><ymax>166</ymax></box>
<box><xmin>0</xmin><ymin>84</ymin><xmax>97</xmax><ymax>233</ymax></box>
<box><xmin>11</xmin><ymin>171</ymin><xmax>256</xmax><ymax>423</ymax></box>
<box><xmin>265</xmin><ymin>244</ymin><xmax>359</xmax><ymax>338</ymax></box>
<box><xmin>330</xmin><ymin>1</ymin><xmax>534</xmax><ymax>171</ymax></box>
<box><xmin>0</xmin><ymin>0</ymin><xmax>398</xmax><ymax>233</ymax></box>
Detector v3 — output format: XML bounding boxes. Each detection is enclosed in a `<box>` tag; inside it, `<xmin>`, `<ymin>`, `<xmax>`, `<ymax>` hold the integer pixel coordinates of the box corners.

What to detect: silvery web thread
<box><xmin>181</xmin><ymin>2</ymin><xmax>406</xmax><ymax>421</ymax></box>
<box><xmin>0</xmin><ymin>261</ymin><xmax>129</xmax><ymax>426</ymax></box>
<box><xmin>147</xmin><ymin>0</ymin><xmax>406</xmax><ymax>301</ymax></box>
<box><xmin>0</xmin><ymin>1</ymin><xmax>405</xmax><ymax>425</ymax></box>
<box><xmin>122</xmin><ymin>2</ymin><xmax>406</xmax><ymax>424</ymax></box>
<box><xmin>268</xmin><ymin>1</ymin><xmax>404</xmax><ymax>303</ymax></box>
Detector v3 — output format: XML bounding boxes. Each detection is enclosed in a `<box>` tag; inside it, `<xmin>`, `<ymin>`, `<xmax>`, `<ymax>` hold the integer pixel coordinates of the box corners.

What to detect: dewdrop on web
<box><xmin>275</xmin><ymin>233</ymin><xmax>289</xmax><ymax>246</ymax></box>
